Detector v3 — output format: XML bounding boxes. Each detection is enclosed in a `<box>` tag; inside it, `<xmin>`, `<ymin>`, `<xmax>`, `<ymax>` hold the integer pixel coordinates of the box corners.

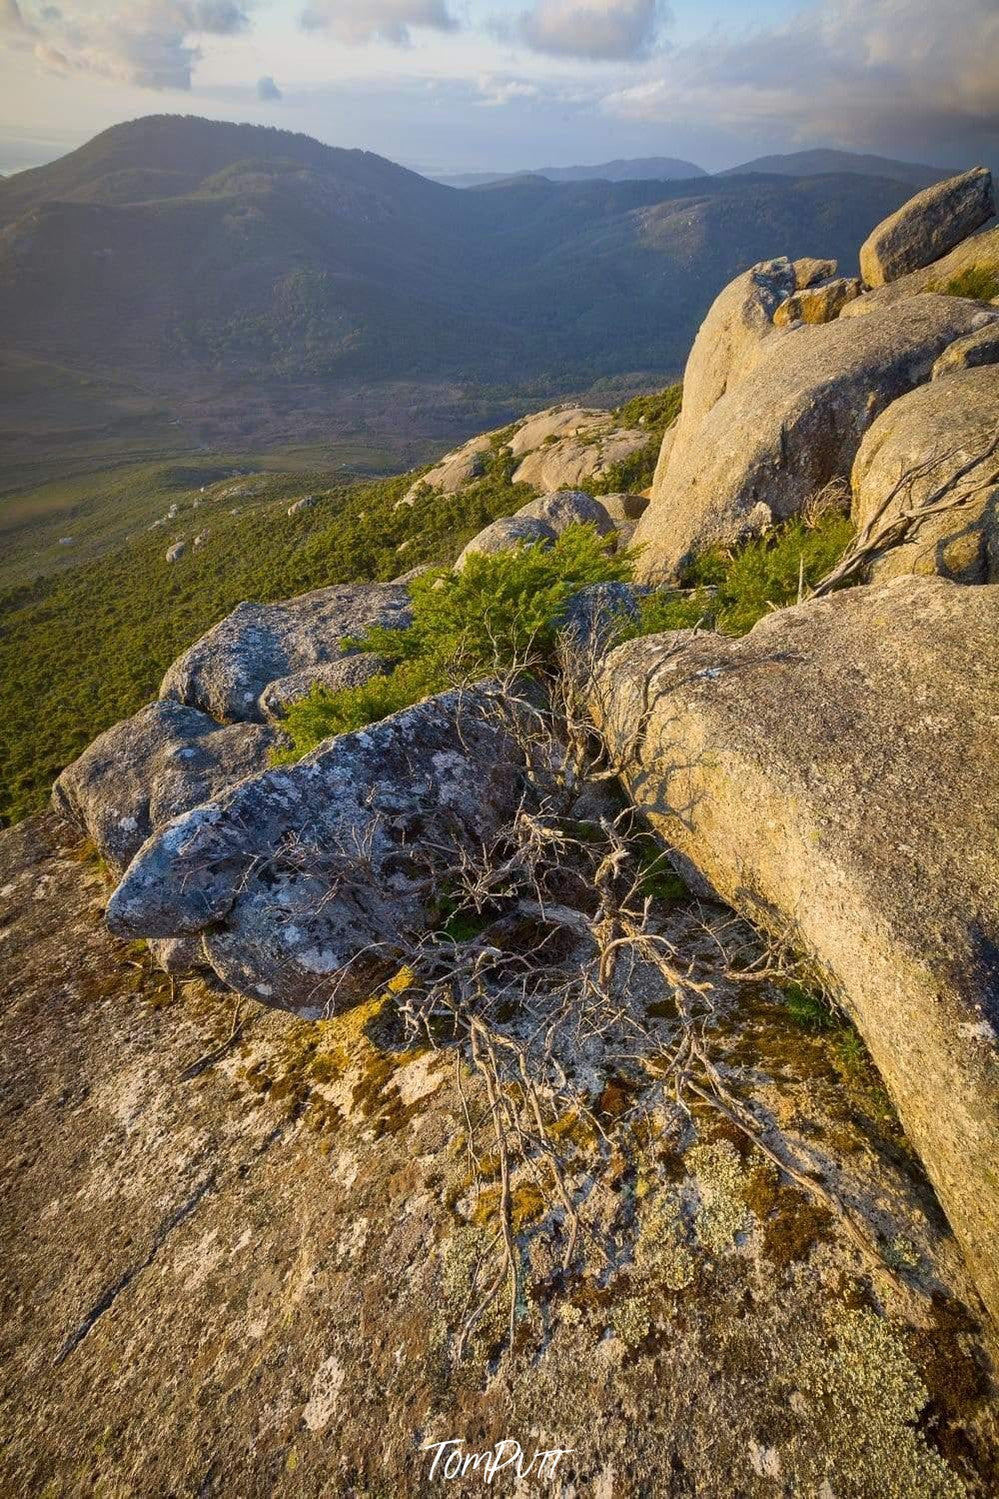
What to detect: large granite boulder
<box><xmin>851</xmin><ymin>366</ymin><xmax>999</xmax><ymax>584</ymax></box>
<box><xmin>507</xmin><ymin>404</ymin><xmax>608</xmax><ymax>456</ymax></box>
<box><xmin>633</xmin><ymin>293</ymin><xmax>998</xmax><ymax>579</ymax></box>
<box><xmin>515</xmin><ymin>489</ymin><xmax>614</xmax><ymax>536</ymax></box>
<box><xmin>454</xmin><ymin>514</ymin><xmax>555</xmax><ymax>570</ymax></box>
<box><xmin>51</xmin><ymin>700</ymin><xmax>279</xmax><ymax>876</ymax></box>
<box><xmin>592</xmin><ymin>576</ymin><xmax>999</xmax><ymax>1322</ymax></box>
<box><xmin>859</xmin><ymin>168</ymin><xmax>994</xmax><ymax>287</ymax></box>
<box><xmin>843</xmin><ymin>225</ymin><xmax>999</xmax><ymax>319</ymax></box>
<box><xmin>160</xmin><ymin>583</ymin><xmax>411</xmax><ymax>723</ymax></box>
<box><xmin>258</xmin><ymin>653</ymin><xmax>390</xmax><ymax>722</ymax></box>
<box><xmin>105</xmin><ymin>689</ymin><xmax>526</xmax><ymax>1017</ymax></box>
<box><xmin>400</xmin><ymin>432</ymin><xmax>495</xmax><ymax>503</ymax></box>
<box><xmin>655</xmin><ymin>258</ymin><xmax>796</xmax><ymax>496</ymax></box>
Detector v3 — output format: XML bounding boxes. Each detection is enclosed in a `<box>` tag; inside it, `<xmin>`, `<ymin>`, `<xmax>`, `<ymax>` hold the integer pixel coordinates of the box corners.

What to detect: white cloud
<box><xmin>602</xmin><ymin>0</ymin><xmax>999</xmax><ymax>157</ymax></box>
<box><xmin>519</xmin><ymin>0</ymin><xmax>668</xmax><ymax>62</ymax></box>
<box><xmin>3</xmin><ymin>1</ymin><xmax>252</xmax><ymax>88</ymax></box>
<box><xmin>475</xmin><ymin>74</ymin><xmax>540</xmax><ymax>107</ymax></box>
<box><xmin>300</xmin><ymin>0</ymin><xmax>458</xmax><ymax>48</ymax></box>
<box><xmin>256</xmin><ymin>72</ymin><xmax>281</xmax><ymax>100</ymax></box>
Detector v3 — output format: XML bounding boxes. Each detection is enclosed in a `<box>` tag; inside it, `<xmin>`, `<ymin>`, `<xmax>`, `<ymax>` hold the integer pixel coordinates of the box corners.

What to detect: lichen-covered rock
<box><xmin>654</xmin><ymin>257</ymin><xmax>796</xmax><ymax>497</ymax></box>
<box><xmin>773</xmin><ymin>276</ymin><xmax>862</xmax><ymax>327</ymax></box>
<box><xmin>454</xmin><ymin>514</ymin><xmax>555</xmax><ymax>570</ymax></box>
<box><xmin>160</xmin><ymin>583</ymin><xmax>411</xmax><ymax>723</ymax></box>
<box><xmin>933</xmin><ymin>321</ymin><xmax>999</xmax><ymax>378</ymax></box>
<box><xmin>165</xmin><ymin>541</ymin><xmax>186</xmax><ymax>563</ymax></box>
<box><xmin>793</xmin><ymin>255</ymin><xmax>838</xmax><ymax>288</ymax></box>
<box><xmin>258</xmin><ymin>653</ymin><xmax>390</xmax><ymax>722</ymax></box>
<box><xmin>851</xmin><ymin>366</ymin><xmax>999</xmax><ymax>583</ymax></box>
<box><xmin>592</xmin><ymin>577</ymin><xmax>999</xmax><ymax>1321</ymax></box>
<box><xmin>515</xmin><ymin>489</ymin><xmax>614</xmax><ymax>536</ymax></box>
<box><xmin>859</xmin><ymin>168</ymin><xmax>995</xmax><ymax>287</ymax></box>
<box><xmin>3</xmin><ymin>812</ymin><xmax>998</xmax><ymax>1495</ymax></box>
<box><xmin>511</xmin><ymin>428</ymin><xmax>646</xmax><ymax>492</ymax></box>
<box><xmin>634</xmin><ymin>294</ymin><xmax>994</xmax><ymax>579</ymax></box>
<box><xmin>105</xmin><ymin>689</ymin><xmax>526</xmax><ymax>1016</ymax></box>
<box><xmin>51</xmin><ymin>699</ymin><xmax>279</xmax><ymax>876</ymax></box>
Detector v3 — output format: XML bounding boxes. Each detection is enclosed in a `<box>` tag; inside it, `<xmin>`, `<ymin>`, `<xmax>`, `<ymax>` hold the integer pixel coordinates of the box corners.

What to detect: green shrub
<box><xmin>278</xmin><ymin>524</ymin><xmax>630</xmax><ymax>759</ymax></box>
<box><xmin>933</xmin><ymin>266</ymin><xmax>999</xmax><ymax>301</ymax></box>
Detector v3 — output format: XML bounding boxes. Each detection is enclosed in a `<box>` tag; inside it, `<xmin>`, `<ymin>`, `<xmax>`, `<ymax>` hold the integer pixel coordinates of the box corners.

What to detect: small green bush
<box><xmin>934</xmin><ymin>266</ymin><xmax>999</xmax><ymax>302</ymax></box>
<box><xmin>279</xmin><ymin>524</ymin><xmax>630</xmax><ymax>759</ymax></box>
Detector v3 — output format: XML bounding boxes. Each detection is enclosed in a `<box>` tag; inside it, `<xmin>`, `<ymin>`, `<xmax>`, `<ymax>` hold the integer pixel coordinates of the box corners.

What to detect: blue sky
<box><xmin>1</xmin><ymin>0</ymin><xmax>996</xmax><ymax>177</ymax></box>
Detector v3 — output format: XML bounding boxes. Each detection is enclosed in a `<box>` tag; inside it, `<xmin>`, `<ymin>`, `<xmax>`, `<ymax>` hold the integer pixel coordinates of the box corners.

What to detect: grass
<box><xmin>932</xmin><ymin>266</ymin><xmax>999</xmax><ymax>302</ymax></box>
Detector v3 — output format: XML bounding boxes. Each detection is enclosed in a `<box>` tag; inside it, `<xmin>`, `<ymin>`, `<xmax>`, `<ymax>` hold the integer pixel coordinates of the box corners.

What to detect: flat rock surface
<box><xmin>594</xmin><ymin>576</ymin><xmax>999</xmax><ymax>1321</ymax></box>
<box><xmin>3</xmin><ymin>814</ymin><xmax>998</xmax><ymax>1496</ymax></box>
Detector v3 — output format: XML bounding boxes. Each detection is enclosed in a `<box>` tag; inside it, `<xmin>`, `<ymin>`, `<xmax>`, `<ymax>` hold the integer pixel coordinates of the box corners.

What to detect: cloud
<box><xmin>519</xmin><ymin>0</ymin><xmax>667</xmax><ymax>62</ymax></box>
<box><xmin>300</xmin><ymin>0</ymin><xmax>458</xmax><ymax>47</ymax></box>
<box><xmin>2</xmin><ymin>1</ymin><xmax>252</xmax><ymax>88</ymax></box>
<box><xmin>602</xmin><ymin>0</ymin><xmax>999</xmax><ymax>157</ymax></box>
<box><xmin>257</xmin><ymin>72</ymin><xmax>281</xmax><ymax>100</ymax></box>
<box><xmin>475</xmin><ymin>74</ymin><xmax>540</xmax><ymax>108</ymax></box>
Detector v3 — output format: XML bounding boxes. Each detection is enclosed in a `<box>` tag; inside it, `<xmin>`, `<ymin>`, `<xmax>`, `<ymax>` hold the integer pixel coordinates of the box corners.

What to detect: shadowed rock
<box><xmin>859</xmin><ymin>168</ymin><xmax>994</xmax><ymax>287</ymax></box>
<box><xmin>52</xmin><ymin>700</ymin><xmax>279</xmax><ymax>876</ymax></box>
<box><xmin>634</xmin><ymin>294</ymin><xmax>997</xmax><ymax>579</ymax></box>
<box><xmin>105</xmin><ymin>689</ymin><xmax>526</xmax><ymax>1017</ymax></box>
<box><xmin>592</xmin><ymin>576</ymin><xmax>999</xmax><ymax>1321</ymax></box>
<box><xmin>851</xmin><ymin>365</ymin><xmax>999</xmax><ymax>584</ymax></box>
<box><xmin>259</xmin><ymin>653</ymin><xmax>391</xmax><ymax>721</ymax></box>
<box><xmin>932</xmin><ymin>322</ymin><xmax>999</xmax><ymax>378</ymax></box>
<box><xmin>160</xmin><ymin>583</ymin><xmax>411</xmax><ymax>723</ymax></box>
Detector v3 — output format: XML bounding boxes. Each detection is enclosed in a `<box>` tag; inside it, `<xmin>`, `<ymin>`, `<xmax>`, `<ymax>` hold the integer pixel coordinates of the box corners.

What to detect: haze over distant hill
<box><xmin>719</xmin><ymin>148</ymin><xmax>951</xmax><ymax>188</ymax></box>
<box><xmin>0</xmin><ymin>116</ymin><xmax>945</xmax><ymax>481</ymax></box>
<box><xmin>436</xmin><ymin>156</ymin><xmax>707</xmax><ymax>189</ymax></box>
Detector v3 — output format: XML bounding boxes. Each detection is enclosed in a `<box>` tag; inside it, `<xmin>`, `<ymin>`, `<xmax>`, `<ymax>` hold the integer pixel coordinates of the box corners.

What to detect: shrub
<box><xmin>279</xmin><ymin>524</ymin><xmax>631</xmax><ymax>759</ymax></box>
<box><xmin>933</xmin><ymin>266</ymin><xmax>999</xmax><ymax>301</ymax></box>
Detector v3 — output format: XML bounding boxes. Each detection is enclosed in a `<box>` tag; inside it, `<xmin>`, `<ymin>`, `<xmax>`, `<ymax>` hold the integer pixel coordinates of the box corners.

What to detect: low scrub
<box><xmin>933</xmin><ymin>266</ymin><xmax>999</xmax><ymax>301</ymax></box>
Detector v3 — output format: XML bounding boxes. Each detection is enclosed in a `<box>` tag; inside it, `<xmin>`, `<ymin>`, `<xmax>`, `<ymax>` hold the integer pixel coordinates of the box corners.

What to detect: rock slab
<box><xmin>593</xmin><ymin>577</ymin><xmax>999</xmax><ymax>1322</ymax></box>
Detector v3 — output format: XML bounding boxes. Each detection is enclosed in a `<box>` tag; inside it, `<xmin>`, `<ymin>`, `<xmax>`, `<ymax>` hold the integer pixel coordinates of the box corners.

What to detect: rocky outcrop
<box><xmin>842</xmin><ymin>225</ymin><xmax>999</xmax><ymax>318</ymax></box>
<box><xmin>859</xmin><ymin>168</ymin><xmax>994</xmax><ymax>287</ymax></box>
<box><xmin>507</xmin><ymin>404</ymin><xmax>608</xmax><ymax>456</ymax></box>
<box><xmin>793</xmin><ymin>256</ymin><xmax>838</xmax><ymax>289</ymax></box>
<box><xmin>258</xmin><ymin>653</ymin><xmax>390</xmax><ymax>721</ymax></box>
<box><xmin>634</xmin><ymin>294</ymin><xmax>998</xmax><ymax>578</ymax></box>
<box><xmin>165</xmin><ymin>541</ymin><xmax>186</xmax><ymax>563</ymax></box>
<box><xmin>51</xmin><ymin>700</ymin><xmax>279</xmax><ymax>876</ymax></box>
<box><xmin>773</xmin><ymin>277</ymin><xmax>862</xmax><ymax>327</ymax></box>
<box><xmin>105</xmin><ymin>689</ymin><xmax>526</xmax><ymax>1017</ymax></box>
<box><xmin>593</xmin><ymin>576</ymin><xmax>999</xmax><ymax>1322</ymax></box>
<box><xmin>454</xmin><ymin>514</ymin><xmax>556</xmax><ymax>570</ymax></box>
<box><xmin>656</xmin><ymin>258</ymin><xmax>796</xmax><ymax>496</ymax></box>
<box><xmin>933</xmin><ymin>322</ymin><xmax>999</xmax><ymax>378</ymax></box>
<box><xmin>160</xmin><ymin>583</ymin><xmax>411</xmax><ymax>723</ymax></box>
<box><xmin>401</xmin><ymin>431</ymin><xmax>495</xmax><ymax>503</ymax></box>
<box><xmin>851</xmin><ymin>366</ymin><xmax>999</xmax><ymax>583</ymax></box>
<box><xmin>287</xmin><ymin>495</ymin><xmax>317</xmax><ymax>516</ymax></box>
<box><xmin>511</xmin><ymin>428</ymin><xmax>647</xmax><ymax>492</ymax></box>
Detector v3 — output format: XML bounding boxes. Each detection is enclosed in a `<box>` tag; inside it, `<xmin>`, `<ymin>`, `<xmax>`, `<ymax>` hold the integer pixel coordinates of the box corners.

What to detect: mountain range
<box><xmin>0</xmin><ymin>116</ymin><xmax>960</xmax><ymax>481</ymax></box>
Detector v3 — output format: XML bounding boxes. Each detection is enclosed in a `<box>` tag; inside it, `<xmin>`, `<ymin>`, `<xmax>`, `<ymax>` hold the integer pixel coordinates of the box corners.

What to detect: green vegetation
<box><xmin>277</xmin><ymin>526</ymin><xmax>630</xmax><ymax>759</ymax></box>
<box><xmin>588</xmin><ymin>383</ymin><xmax>682</xmax><ymax>496</ymax></box>
<box><xmin>933</xmin><ymin>265</ymin><xmax>999</xmax><ymax>301</ymax></box>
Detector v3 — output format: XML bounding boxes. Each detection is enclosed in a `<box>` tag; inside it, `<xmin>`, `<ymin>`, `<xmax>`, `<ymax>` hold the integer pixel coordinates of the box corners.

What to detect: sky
<box><xmin>0</xmin><ymin>0</ymin><xmax>997</xmax><ymax>179</ymax></box>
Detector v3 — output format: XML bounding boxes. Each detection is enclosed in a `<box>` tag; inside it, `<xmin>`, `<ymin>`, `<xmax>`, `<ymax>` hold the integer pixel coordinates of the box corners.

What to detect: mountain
<box><xmin>0</xmin><ymin>116</ymin><xmax>941</xmax><ymax>475</ymax></box>
<box><xmin>721</xmin><ymin>148</ymin><xmax>950</xmax><ymax>188</ymax></box>
<box><xmin>436</xmin><ymin>156</ymin><xmax>707</xmax><ymax>189</ymax></box>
